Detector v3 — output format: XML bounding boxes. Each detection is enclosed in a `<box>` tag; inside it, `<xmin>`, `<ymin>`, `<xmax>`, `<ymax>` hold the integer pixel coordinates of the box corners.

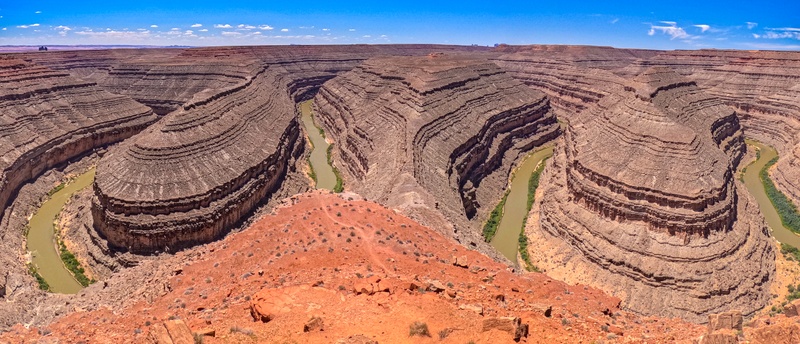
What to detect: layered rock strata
<box><xmin>92</xmin><ymin>66</ymin><xmax>303</xmax><ymax>253</ymax></box>
<box><xmin>527</xmin><ymin>67</ymin><xmax>774</xmax><ymax>322</ymax></box>
<box><xmin>314</xmin><ymin>55</ymin><xmax>559</xmax><ymax>249</ymax></box>
<box><xmin>0</xmin><ymin>58</ymin><xmax>156</xmax><ymax>219</ymax></box>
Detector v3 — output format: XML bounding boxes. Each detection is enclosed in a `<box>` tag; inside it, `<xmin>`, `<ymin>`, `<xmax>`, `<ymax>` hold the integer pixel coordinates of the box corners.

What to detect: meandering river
<box><xmin>491</xmin><ymin>147</ymin><xmax>554</xmax><ymax>262</ymax></box>
<box><xmin>300</xmin><ymin>101</ymin><xmax>337</xmax><ymax>191</ymax></box>
<box><xmin>742</xmin><ymin>140</ymin><xmax>800</xmax><ymax>248</ymax></box>
<box><xmin>27</xmin><ymin>168</ymin><xmax>95</xmax><ymax>294</ymax></box>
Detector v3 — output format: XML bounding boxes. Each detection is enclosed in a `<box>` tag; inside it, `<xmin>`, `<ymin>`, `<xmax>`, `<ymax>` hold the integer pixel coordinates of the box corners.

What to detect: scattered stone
<box><xmin>304</xmin><ymin>316</ymin><xmax>324</xmax><ymax>332</ymax></box>
<box><xmin>708</xmin><ymin>311</ymin><xmax>743</xmax><ymax>333</ymax></box>
<box><xmin>481</xmin><ymin>317</ymin><xmax>528</xmax><ymax>342</ymax></box>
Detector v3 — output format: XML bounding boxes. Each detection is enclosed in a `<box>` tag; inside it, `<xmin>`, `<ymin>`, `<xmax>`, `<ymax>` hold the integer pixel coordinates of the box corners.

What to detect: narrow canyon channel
<box><xmin>27</xmin><ymin>168</ymin><xmax>95</xmax><ymax>294</ymax></box>
<box><xmin>300</xmin><ymin>100</ymin><xmax>337</xmax><ymax>190</ymax></box>
<box><xmin>742</xmin><ymin>139</ymin><xmax>800</xmax><ymax>248</ymax></box>
<box><xmin>491</xmin><ymin>146</ymin><xmax>554</xmax><ymax>262</ymax></box>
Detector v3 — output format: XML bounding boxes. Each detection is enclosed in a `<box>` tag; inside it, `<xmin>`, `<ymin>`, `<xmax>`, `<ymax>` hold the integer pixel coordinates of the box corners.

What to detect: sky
<box><xmin>0</xmin><ymin>1</ymin><xmax>799</xmax><ymax>50</ymax></box>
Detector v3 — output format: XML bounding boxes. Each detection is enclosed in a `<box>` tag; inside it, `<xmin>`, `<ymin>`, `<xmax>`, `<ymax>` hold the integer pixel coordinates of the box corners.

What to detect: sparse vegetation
<box><xmin>58</xmin><ymin>240</ymin><xmax>95</xmax><ymax>287</ymax></box>
<box><xmin>409</xmin><ymin>321</ymin><xmax>431</xmax><ymax>337</ymax></box>
<box><xmin>193</xmin><ymin>332</ymin><xmax>205</xmax><ymax>344</ymax></box>
<box><xmin>438</xmin><ymin>328</ymin><xmax>454</xmax><ymax>339</ymax></box>
<box><xmin>47</xmin><ymin>182</ymin><xmax>66</xmax><ymax>197</ymax></box>
<box><xmin>307</xmin><ymin>156</ymin><xmax>318</xmax><ymax>184</ymax></box>
<box><xmin>27</xmin><ymin>263</ymin><xmax>50</xmax><ymax>291</ymax></box>
<box><xmin>230</xmin><ymin>326</ymin><xmax>256</xmax><ymax>339</ymax></box>
<box><xmin>327</xmin><ymin>144</ymin><xmax>345</xmax><ymax>193</ymax></box>
<box><xmin>760</xmin><ymin>156</ymin><xmax>800</xmax><ymax>234</ymax></box>
<box><xmin>518</xmin><ymin>157</ymin><xmax>548</xmax><ymax>272</ymax></box>
<box><xmin>482</xmin><ymin>190</ymin><xmax>509</xmax><ymax>242</ymax></box>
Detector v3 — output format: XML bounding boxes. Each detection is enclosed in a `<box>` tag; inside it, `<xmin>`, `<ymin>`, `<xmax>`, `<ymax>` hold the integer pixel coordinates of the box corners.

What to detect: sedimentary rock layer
<box><xmin>92</xmin><ymin>65</ymin><xmax>303</xmax><ymax>253</ymax></box>
<box><xmin>314</xmin><ymin>54</ymin><xmax>559</xmax><ymax>248</ymax></box>
<box><xmin>0</xmin><ymin>57</ymin><xmax>156</xmax><ymax>219</ymax></box>
<box><xmin>526</xmin><ymin>67</ymin><xmax>774</xmax><ymax>322</ymax></box>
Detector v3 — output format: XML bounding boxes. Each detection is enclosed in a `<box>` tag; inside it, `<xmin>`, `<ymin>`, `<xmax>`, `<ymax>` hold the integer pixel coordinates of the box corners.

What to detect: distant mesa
<box><xmin>91</xmin><ymin>66</ymin><xmax>303</xmax><ymax>253</ymax></box>
<box><xmin>528</xmin><ymin>67</ymin><xmax>774</xmax><ymax>322</ymax></box>
<box><xmin>313</xmin><ymin>55</ymin><xmax>559</xmax><ymax>250</ymax></box>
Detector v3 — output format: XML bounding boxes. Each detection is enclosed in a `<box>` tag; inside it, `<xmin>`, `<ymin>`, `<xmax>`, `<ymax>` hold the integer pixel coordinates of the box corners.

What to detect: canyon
<box><xmin>0</xmin><ymin>45</ymin><xmax>798</xmax><ymax>343</ymax></box>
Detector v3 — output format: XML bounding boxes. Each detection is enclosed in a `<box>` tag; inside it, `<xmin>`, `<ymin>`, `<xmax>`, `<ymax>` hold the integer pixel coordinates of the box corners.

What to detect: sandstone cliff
<box><xmin>313</xmin><ymin>54</ymin><xmax>559</xmax><ymax>254</ymax></box>
<box><xmin>92</xmin><ymin>65</ymin><xmax>303</xmax><ymax>253</ymax></box>
<box><xmin>525</xmin><ymin>67</ymin><xmax>775</xmax><ymax>322</ymax></box>
<box><xmin>0</xmin><ymin>57</ymin><xmax>156</xmax><ymax>221</ymax></box>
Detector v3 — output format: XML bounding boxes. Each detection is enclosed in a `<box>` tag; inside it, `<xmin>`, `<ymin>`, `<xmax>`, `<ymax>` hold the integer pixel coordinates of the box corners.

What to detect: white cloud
<box><xmin>659</xmin><ymin>21</ymin><xmax>677</xmax><ymax>26</ymax></box>
<box><xmin>221</xmin><ymin>31</ymin><xmax>241</xmax><ymax>36</ymax></box>
<box><xmin>185</xmin><ymin>30</ymin><xmax>193</xmax><ymax>34</ymax></box>
<box><xmin>35</xmin><ymin>11</ymin><xmax>41</xmax><ymax>14</ymax></box>
<box><xmin>259</xmin><ymin>25</ymin><xmax>273</xmax><ymax>30</ymax></box>
<box><xmin>1</xmin><ymin>28</ymin><xmax>6</xmax><ymax>31</ymax></box>
<box><xmin>215</xmin><ymin>24</ymin><xmax>233</xmax><ymax>29</ymax></box>
<box><xmin>648</xmin><ymin>22</ymin><xmax>690</xmax><ymax>40</ymax></box>
<box><xmin>746</xmin><ymin>22</ymin><xmax>758</xmax><ymax>29</ymax></box>
<box><xmin>753</xmin><ymin>34</ymin><xmax>760</xmax><ymax>38</ymax></box>
<box><xmin>693</xmin><ymin>24</ymin><xmax>710</xmax><ymax>33</ymax></box>
<box><xmin>380</xmin><ymin>34</ymin><xmax>387</xmax><ymax>37</ymax></box>
<box><xmin>252</xmin><ymin>31</ymin><xmax>262</xmax><ymax>35</ymax></box>
<box><xmin>362</xmin><ymin>35</ymin><xmax>371</xmax><ymax>38</ymax></box>
<box><xmin>610</xmin><ymin>18</ymin><xmax>619</xmax><ymax>24</ymax></box>
<box><xmin>199</xmin><ymin>29</ymin><xmax>208</xmax><ymax>32</ymax></box>
<box><xmin>191</xmin><ymin>24</ymin><xmax>202</xmax><ymax>28</ymax></box>
<box><xmin>237</xmin><ymin>24</ymin><xmax>256</xmax><ymax>30</ymax></box>
<box><xmin>16</xmin><ymin>24</ymin><xmax>40</xmax><ymax>29</ymax></box>
<box><xmin>299</xmin><ymin>26</ymin><xmax>314</xmax><ymax>29</ymax></box>
<box><xmin>349</xmin><ymin>28</ymin><xmax>356</xmax><ymax>32</ymax></box>
<box><xmin>758</xmin><ymin>28</ymin><xmax>800</xmax><ymax>40</ymax></box>
<box><xmin>75</xmin><ymin>29</ymin><xmax>153</xmax><ymax>41</ymax></box>
<box><xmin>54</xmin><ymin>25</ymin><xmax>72</xmax><ymax>31</ymax></box>
<box><xmin>151</xmin><ymin>25</ymin><xmax>158</xmax><ymax>28</ymax></box>
<box><xmin>768</xmin><ymin>27</ymin><xmax>800</xmax><ymax>32</ymax></box>
<box><xmin>281</xmin><ymin>28</ymin><xmax>289</xmax><ymax>32</ymax></box>
<box><xmin>322</xmin><ymin>28</ymin><xmax>330</xmax><ymax>31</ymax></box>
<box><xmin>171</xmin><ymin>27</ymin><xmax>180</xmax><ymax>31</ymax></box>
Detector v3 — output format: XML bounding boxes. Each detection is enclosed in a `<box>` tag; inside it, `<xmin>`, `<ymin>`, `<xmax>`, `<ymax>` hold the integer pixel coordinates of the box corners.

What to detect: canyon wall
<box><xmin>313</xmin><ymin>54</ymin><xmax>559</xmax><ymax>252</ymax></box>
<box><xmin>91</xmin><ymin>65</ymin><xmax>304</xmax><ymax>253</ymax></box>
<box><xmin>0</xmin><ymin>57</ymin><xmax>156</xmax><ymax>220</ymax></box>
<box><xmin>525</xmin><ymin>67</ymin><xmax>774</xmax><ymax>322</ymax></box>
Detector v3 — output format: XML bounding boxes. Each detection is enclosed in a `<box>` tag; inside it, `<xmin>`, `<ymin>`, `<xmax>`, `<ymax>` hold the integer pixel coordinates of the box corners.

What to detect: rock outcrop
<box><xmin>313</xmin><ymin>54</ymin><xmax>559</xmax><ymax>249</ymax></box>
<box><xmin>92</xmin><ymin>65</ymin><xmax>303</xmax><ymax>253</ymax></box>
<box><xmin>525</xmin><ymin>67</ymin><xmax>775</xmax><ymax>322</ymax></box>
<box><xmin>0</xmin><ymin>57</ymin><xmax>156</xmax><ymax>220</ymax></box>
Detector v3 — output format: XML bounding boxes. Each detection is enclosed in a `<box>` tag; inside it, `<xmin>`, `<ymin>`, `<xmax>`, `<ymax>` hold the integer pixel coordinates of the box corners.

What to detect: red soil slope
<box><xmin>1</xmin><ymin>191</ymin><xmax>703</xmax><ymax>343</ymax></box>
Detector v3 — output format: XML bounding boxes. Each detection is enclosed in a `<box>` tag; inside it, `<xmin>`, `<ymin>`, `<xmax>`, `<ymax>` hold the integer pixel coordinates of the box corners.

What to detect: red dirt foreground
<box><xmin>1</xmin><ymin>191</ymin><xmax>706</xmax><ymax>343</ymax></box>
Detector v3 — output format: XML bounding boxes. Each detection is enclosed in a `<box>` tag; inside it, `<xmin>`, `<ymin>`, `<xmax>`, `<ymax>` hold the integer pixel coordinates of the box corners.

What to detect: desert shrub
<box><xmin>409</xmin><ymin>321</ymin><xmax>430</xmax><ymax>337</ymax></box>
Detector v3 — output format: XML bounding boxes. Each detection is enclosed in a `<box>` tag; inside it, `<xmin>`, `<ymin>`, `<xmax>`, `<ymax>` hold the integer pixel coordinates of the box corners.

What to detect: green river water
<box><xmin>742</xmin><ymin>140</ymin><xmax>800</xmax><ymax>248</ymax></box>
<box><xmin>491</xmin><ymin>147</ymin><xmax>554</xmax><ymax>262</ymax></box>
<box><xmin>300</xmin><ymin>101</ymin><xmax>337</xmax><ymax>191</ymax></box>
<box><xmin>27</xmin><ymin>168</ymin><xmax>95</xmax><ymax>294</ymax></box>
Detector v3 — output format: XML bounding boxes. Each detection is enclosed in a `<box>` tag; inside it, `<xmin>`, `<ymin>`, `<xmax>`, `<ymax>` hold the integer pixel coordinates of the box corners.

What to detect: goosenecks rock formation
<box><xmin>0</xmin><ymin>58</ymin><xmax>156</xmax><ymax>219</ymax></box>
<box><xmin>91</xmin><ymin>65</ymin><xmax>304</xmax><ymax>253</ymax></box>
<box><xmin>526</xmin><ymin>67</ymin><xmax>774</xmax><ymax>322</ymax></box>
<box><xmin>313</xmin><ymin>55</ymin><xmax>559</xmax><ymax>253</ymax></box>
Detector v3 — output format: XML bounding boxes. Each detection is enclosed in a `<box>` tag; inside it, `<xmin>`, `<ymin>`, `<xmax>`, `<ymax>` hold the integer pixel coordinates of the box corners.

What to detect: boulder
<box><xmin>481</xmin><ymin>317</ymin><xmax>529</xmax><ymax>342</ymax></box>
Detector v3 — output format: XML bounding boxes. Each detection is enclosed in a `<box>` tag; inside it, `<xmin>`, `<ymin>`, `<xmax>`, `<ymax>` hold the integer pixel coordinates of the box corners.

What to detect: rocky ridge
<box><xmin>1</xmin><ymin>192</ymin><xmax>708</xmax><ymax>343</ymax></box>
<box><xmin>0</xmin><ymin>57</ymin><xmax>156</xmax><ymax>221</ymax></box>
<box><xmin>524</xmin><ymin>67</ymin><xmax>775</xmax><ymax>322</ymax></box>
<box><xmin>92</xmin><ymin>65</ymin><xmax>304</xmax><ymax>253</ymax></box>
<box><xmin>313</xmin><ymin>54</ymin><xmax>559</xmax><ymax>253</ymax></box>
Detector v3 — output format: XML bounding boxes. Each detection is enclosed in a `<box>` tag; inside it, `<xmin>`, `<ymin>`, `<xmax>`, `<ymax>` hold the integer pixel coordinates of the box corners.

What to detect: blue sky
<box><xmin>1</xmin><ymin>1</ymin><xmax>799</xmax><ymax>50</ymax></box>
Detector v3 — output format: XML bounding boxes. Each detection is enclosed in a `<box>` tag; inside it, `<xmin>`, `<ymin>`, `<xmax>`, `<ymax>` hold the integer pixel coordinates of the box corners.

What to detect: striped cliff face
<box><xmin>528</xmin><ymin>67</ymin><xmax>774</xmax><ymax>323</ymax></box>
<box><xmin>313</xmin><ymin>55</ymin><xmax>559</xmax><ymax>257</ymax></box>
<box><xmin>92</xmin><ymin>66</ymin><xmax>303</xmax><ymax>253</ymax></box>
<box><xmin>0</xmin><ymin>57</ymin><xmax>157</xmax><ymax>222</ymax></box>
